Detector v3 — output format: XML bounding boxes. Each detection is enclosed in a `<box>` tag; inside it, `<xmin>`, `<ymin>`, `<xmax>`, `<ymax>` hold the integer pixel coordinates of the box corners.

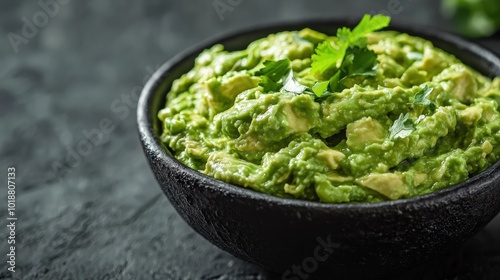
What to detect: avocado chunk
<box><xmin>357</xmin><ymin>173</ymin><xmax>408</xmax><ymax>200</ymax></box>
<box><xmin>346</xmin><ymin>117</ymin><xmax>386</xmax><ymax>152</ymax></box>
<box><xmin>434</xmin><ymin>64</ymin><xmax>477</xmax><ymax>104</ymax></box>
<box><xmin>205</xmin><ymin>72</ymin><xmax>259</xmax><ymax>114</ymax></box>
<box><xmin>317</xmin><ymin>149</ymin><xmax>346</xmax><ymax>170</ymax></box>
<box><xmin>458</xmin><ymin>106</ymin><xmax>483</xmax><ymax>126</ymax></box>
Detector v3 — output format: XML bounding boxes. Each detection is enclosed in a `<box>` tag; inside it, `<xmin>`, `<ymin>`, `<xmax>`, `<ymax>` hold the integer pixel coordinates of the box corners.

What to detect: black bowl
<box><xmin>138</xmin><ymin>19</ymin><xmax>500</xmax><ymax>279</ymax></box>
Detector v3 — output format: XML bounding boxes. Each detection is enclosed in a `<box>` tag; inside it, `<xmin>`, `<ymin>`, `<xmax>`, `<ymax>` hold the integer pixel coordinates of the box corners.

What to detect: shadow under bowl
<box><xmin>138</xmin><ymin>19</ymin><xmax>500</xmax><ymax>279</ymax></box>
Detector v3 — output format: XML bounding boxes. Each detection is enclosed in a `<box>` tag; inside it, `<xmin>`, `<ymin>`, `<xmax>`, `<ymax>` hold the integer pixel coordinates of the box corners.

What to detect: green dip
<box><xmin>158</xmin><ymin>20</ymin><xmax>500</xmax><ymax>203</ymax></box>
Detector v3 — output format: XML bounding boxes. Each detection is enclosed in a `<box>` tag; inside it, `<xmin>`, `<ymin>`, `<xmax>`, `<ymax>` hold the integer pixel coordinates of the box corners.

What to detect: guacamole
<box><xmin>158</xmin><ymin>18</ymin><xmax>500</xmax><ymax>203</ymax></box>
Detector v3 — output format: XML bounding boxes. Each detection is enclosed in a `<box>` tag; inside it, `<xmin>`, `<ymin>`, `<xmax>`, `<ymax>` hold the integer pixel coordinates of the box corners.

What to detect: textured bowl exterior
<box><xmin>138</xmin><ymin>20</ymin><xmax>500</xmax><ymax>279</ymax></box>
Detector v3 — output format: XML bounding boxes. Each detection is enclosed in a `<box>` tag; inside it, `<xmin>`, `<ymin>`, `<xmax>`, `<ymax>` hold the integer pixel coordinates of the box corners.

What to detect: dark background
<box><xmin>1</xmin><ymin>0</ymin><xmax>499</xmax><ymax>279</ymax></box>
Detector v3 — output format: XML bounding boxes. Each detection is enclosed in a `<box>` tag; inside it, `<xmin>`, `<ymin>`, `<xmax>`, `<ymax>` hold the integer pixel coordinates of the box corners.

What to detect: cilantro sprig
<box><xmin>311</xmin><ymin>14</ymin><xmax>390</xmax><ymax>97</ymax></box>
<box><xmin>256</xmin><ymin>15</ymin><xmax>391</xmax><ymax>99</ymax></box>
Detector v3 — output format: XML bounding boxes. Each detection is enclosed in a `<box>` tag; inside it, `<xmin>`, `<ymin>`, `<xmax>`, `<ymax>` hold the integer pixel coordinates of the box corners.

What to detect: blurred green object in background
<box><xmin>442</xmin><ymin>0</ymin><xmax>500</xmax><ymax>37</ymax></box>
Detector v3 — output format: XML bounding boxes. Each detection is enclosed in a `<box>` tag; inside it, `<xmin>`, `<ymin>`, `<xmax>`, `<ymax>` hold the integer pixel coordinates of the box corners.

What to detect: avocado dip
<box><xmin>158</xmin><ymin>15</ymin><xmax>500</xmax><ymax>203</ymax></box>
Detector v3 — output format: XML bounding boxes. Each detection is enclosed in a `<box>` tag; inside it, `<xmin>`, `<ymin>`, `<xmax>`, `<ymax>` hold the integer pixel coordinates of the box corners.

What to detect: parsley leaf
<box><xmin>389</xmin><ymin>113</ymin><xmax>415</xmax><ymax>140</ymax></box>
<box><xmin>256</xmin><ymin>59</ymin><xmax>291</xmax><ymax>92</ymax></box>
<box><xmin>310</xmin><ymin>14</ymin><xmax>390</xmax><ymax>77</ymax></box>
<box><xmin>413</xmin><ymin>85</ymin><xmax>437</xmax><ymax>112</ymax></box>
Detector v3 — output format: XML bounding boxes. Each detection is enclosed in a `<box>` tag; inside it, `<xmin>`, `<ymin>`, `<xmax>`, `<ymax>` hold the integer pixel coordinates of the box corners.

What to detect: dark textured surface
<box><xmin>1</xmin><ymin>0</ymin><xmax>500</xmax><ymax>279</ymax></box>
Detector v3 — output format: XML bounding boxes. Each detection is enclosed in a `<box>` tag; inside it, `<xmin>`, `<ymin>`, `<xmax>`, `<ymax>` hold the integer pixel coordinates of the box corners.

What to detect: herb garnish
<box><xmin>256</xmin><ymin>58</ymin><xmax>308</xmax><ymax>94</ymax></box>
<box><xmin>389</xmin><ymin>113</ymin><xmax>415</xmax><ymax>140</ymax></box>
<box><xmin>412</xmin><ymin>85</ymin><xmax>437</xmax><ymax>112</ymax></box>
<box><xmin>256</xmin><ymin>59</ymin><xmax>291</xmax><ymax>92</ymax></box>
<box><xmin>257</xmin><ymin>15</ymin><xmax>391</xmax><ymax>99</ymax></box>
<box><xmin>311</xmin><ymin>14</ymin><xmax>390</xmax><ymax>97</ymax></box>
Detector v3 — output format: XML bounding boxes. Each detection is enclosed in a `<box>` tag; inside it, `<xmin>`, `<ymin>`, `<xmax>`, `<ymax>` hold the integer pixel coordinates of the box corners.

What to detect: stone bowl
<box><xmin>137</xmin><ymin>19</ymin><xmax>500</xmax><ymax>279</ymax></box>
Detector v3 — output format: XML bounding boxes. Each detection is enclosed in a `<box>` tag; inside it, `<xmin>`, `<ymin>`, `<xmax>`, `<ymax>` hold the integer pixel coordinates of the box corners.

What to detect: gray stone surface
<box><xmin>0</xmin><ymin>0</ymin><xmax>499</xmax><ymax>279</ymax></box>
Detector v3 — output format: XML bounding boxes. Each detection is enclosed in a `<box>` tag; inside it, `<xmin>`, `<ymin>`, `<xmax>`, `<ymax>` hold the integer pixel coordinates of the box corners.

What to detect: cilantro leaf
<box><xmin>282</xmin><ymin>70</ymin><xmax>308</xmax><ymax>94</ymax></box>
<box><xmin>256</xmin><ymin>59</ymin><xmax>290</xmax><ymax>81</ymax></box>
<box><xmin>311</xmin><ymin>41</ymin><xmax>345</xmax><ymax>75</ymax></box>
<box><xmin>312</xmin><ymin>81</ymin><xmax>330</xmax><ymax>97</ymax></box>
<box><xmin>310</xmin><ymin>14</ymin><xmax>390</xmax><ymax>77</ymax></box>
<box><xmin>325</xmin><ymin>47</ymin><xmax>378</xmax><ymax>92</ymax></box>
<box><xmin>328</xmin><ymin>70</ymin><xmax>342</xmax><ymax>92</ymax></box>
<box><xmin>349</xmin><ymin>14</ymin><xmax>391</xmax><ymax>46</ymax></box>
<box><xmin>256</xmin><ymin>59</ymin><xmax>307</xmax><ymax>94</ymax></box>
<box><xmin>389</xmin><ymin>113</ymin><xmax>415</xmax><ymax>140</ymax></box>
<box><xmin>413</xmin><ymin>85</ymin><xmax>437</xmax><ymax>112</ymax></box>
<box><xmin>259</xmin><ymin>75</ymin><xmax>282</xmax><ymax>92</ymax></box>
<box><xmin>256</xmin><ymin>59</ymin><xmax>291</xmax><ymax>92</ymax></box>
<box><xmin>337</xmin><ymin>27</ymin><xmax>353</xmax><ymax>44</ymax></box>
<box><xmin>347</xmin><ymin>47</ymin><xmax>377</xmax><ymax>76</ymax></box>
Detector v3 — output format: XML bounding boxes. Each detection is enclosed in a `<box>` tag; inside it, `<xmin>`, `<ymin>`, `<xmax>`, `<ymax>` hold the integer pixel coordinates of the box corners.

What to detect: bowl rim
<box><xmin>138</xmin><ymin>18</ymin><xmax>500</xmax><ymax>210</ymax></box>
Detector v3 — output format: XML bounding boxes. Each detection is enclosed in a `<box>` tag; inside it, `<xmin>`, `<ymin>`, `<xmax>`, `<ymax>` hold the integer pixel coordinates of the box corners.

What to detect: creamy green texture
<box><xmin>159</xmin><ymin>29</ymin><xmax>500</xmax><ymax>203</ymax></box>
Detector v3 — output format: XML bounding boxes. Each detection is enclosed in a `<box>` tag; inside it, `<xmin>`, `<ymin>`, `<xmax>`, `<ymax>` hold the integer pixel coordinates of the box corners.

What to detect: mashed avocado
<box><xmin>158</xmin><ymin>17</ymin><xmax>500</xmax><ymax>203</ymax></box>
